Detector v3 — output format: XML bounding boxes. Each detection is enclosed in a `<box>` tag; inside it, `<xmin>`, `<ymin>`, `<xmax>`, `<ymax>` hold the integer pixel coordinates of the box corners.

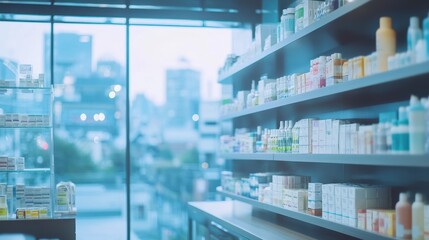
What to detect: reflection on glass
<box><xmin>130</xmin><ymin>26</ymin><xmax>231</xmax><ymax>239</ymax></box>
<box><xmin>52</xmin><ymin>24</ymin><xmax>126</xmax><ymax>240</ymax></box>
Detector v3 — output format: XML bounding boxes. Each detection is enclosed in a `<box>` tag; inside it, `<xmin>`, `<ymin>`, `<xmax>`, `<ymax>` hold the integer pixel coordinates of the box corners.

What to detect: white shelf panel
<box><xmin>216</xmin><ymin>187</ymin><xmax>394</xmax><ymax>240</ymax></box>
<box><xmin>188</xmin><ymin>201</ymin><xmax>316</xmax><ymax>240</ymax></box>
<box><xmin>219</xmin><ymin>153</ymin><xmax>429</xmax><ymax>167</ymax></box>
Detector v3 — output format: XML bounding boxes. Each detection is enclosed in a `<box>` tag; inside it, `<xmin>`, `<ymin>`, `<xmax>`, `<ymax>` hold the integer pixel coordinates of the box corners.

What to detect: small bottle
<box><xmin>284</xmin><ymin>8</ymin><xmax>295</xmax><ymax>39</ymax></box>
<box><xmin>247</xmin><ymin>80</ymin><xmax>255</xmax><ymax>108</ymax></box>
<box><xmin>0</xmin><ymin>195</ymin><xmax>7</xmax><ymax>219</ymax></box>
<box><xmin>391</xmin><ymin>120</ymin><xmax>399</xmax><ymax>152</ymax></box>
<box><xmin>408</xmin><ymin>95</ymin><xmax>426</xmax><ymax>154</ymax></box>
<box><xmin>398</xmin><ymin>107</ymin><xmax>410</xmax><ymax>153</ymax></box>
<box><xmin>396</xmin><ymin>192</ymin><xmax>412</xmax><ymax>239</ymax></box>
<box><xmin>415</xmin><ymin>39</ymin><xmax>427</xmax><ymax>63</ymax></box>
<box><xmin>286</xmin><ymin>120</ymin><xmax>293</xmax><ymax>153</ymax></box>
<box><xmin>412</xmin><ymin>193</ymin><xmax>425</xmax><ymax>240</ymax></box>
<box><xmin>376</xmin><ymin>17</ymin><xmax>396</xmax><ymax>72</ymax></box>
<box><xmin>278</xmin><ymin>121</ymin><xmax>285</xmax><ymax>152</ymax></box>
<box><xmin>408</xmin><ymin>16</ymin><xmax>423</xmax><ymax>52</ymax></box>
<box><xmin>423</xmin><ymin>12</ymin><xmax>429</xmax><ymax>58</ymax></box>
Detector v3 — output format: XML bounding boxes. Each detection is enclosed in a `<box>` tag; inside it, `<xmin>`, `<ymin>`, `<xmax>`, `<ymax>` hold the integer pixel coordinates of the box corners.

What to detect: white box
<box><xmin>346</xmin><ymin>197</ymin><xmax>366</xmax><ymax>210</ymax></box>
<box><xmin>328</xmin><ymin>203</ymin><xmax>335</xmax><ymax>213</ymax></box>
<box><xmin>308</xmin><ymin>200</ymin><xmax>322</xmax><ymax>209</ymax></box>
<box><xmin>255</xmin><ymin>23</ymin><xmax>278</xmax><ymax>52</ymax></box>
<box><xmin>348</xmin><ymin>187</ymin><xmax>366</xmax><ymax>199</ymax></box>
<box><xmin>349</xmin><ymin>218</ymin><xmax>357</xmax><ymax>227</ymax></box>
<box><xmin>342</xmin><ymin>216</ymin><xmax>349</xmax><ymax>225</ymax></box>
<box><xmin>308</xmin><ymin>183</ymin><xmax>322</xmax><ymax>192</ymax></box>
<box><xmin>322</xmin><ymin>202</ymin><xmax>328</xmax><ymax>212</ymax></box>
<box><xmin>350</xmin><ymin>123</ymin><xmax>359</xmax><ymax>154</ymax></box>
<box><xmin>322</xmin><ymin>211</ymin><xmax>329</xmax><ymax>220</ymax></box>
<box><xmin>332</xmin><ymin>120</ymin><xmax>340</xmax><ymax>153</ymax></box>
<box><xmin>345</xmin><ymin>124</ymin><xmax>351</xmax><ymax>154</ymax></box>
<box><xmin>308</xmin><ymin>191</ymin><xmax>322</xmax><ymax>201</ymax></box>
<box><xmin>339</xmin><ymin>124</ymin><xmax>346</xmax><ymax>154</ymax></box>
<box><xmin>328</xmin><ymin>213</ymin><xmax>336</xmax><ymax>222</ymax></box>
<box><xmin>322</xmin><ymin>193</ymin><xmax>328</xmax><ymax>203</ymax></box>
<box><xmin>335</xmin><ymin>214</ymin><xmax>342</xmax><ymax>223</ymax></box>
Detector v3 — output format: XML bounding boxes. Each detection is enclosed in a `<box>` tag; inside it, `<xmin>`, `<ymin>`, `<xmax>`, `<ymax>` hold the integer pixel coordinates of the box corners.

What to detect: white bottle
<box><xmin>376</xmin><ymin>17</ymin><xmax>396</xmax><ymax>72</ymax></box>
<box><xmin>408</xmin><ymin>16</ymin><xmax>423</xmax><ymax>52</ymax></box>
<box><xmin>415</xmin><ymin>39</ymin><xmax>427</xmax><ymax>63</ymax></box>
<box><xmin>413</xmin><ymin>193</ymin><xmax>425</xmax><ymax>240</ymax></box>
<box><xmin>408</xmin><ymin>95</ymin><xmax>426</xmax><ymax>154</ymax></box>
<box><xmin>247</xmin><ymin>80</ymin><xmax>255</xmax><ymax>108</ymax></box>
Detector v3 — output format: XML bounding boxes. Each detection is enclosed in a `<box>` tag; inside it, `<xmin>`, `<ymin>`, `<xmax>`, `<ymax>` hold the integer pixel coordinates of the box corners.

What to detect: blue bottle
<box><xmin>424</xmin><ymin>12</ymin><xmax>429</xmax><ymax>58</ymax></box>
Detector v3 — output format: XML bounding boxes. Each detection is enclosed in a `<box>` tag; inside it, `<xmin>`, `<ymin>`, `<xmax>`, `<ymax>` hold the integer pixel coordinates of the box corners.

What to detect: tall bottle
<box><xmin>398</xmin><ymin>106</ymin><xmax>410</xmax><ymax>153</ymax></box>
<box><xmin>412</xmin><ymin>193</ymin><xmax>425</xmax><ymax>240</ymax></box>
<box><xmin>396</xmin><ymin>192</ymin><xmax>412</xmax><ymax>239</ymax></box>
<box><xmin>278</xmin><ymin>121</ymin><xmax>285</xmax><ymax>152</ymax></box>
<box><xmin>408</xmin><ymin>95</ymin><xmax>426</xmax><ymax>154</ymax></box>
<box><xmin>376</xmin><ymin>17</ymin><xmax>396</xmax><ymax>72</ymax></box>
<box><xmin>247</xmin><ymin>80</ymin><xmax>255</xmax><ymax>108</ymax></box>
<box><xmin>408</xmin><ymin>16</ymin><xmax>423</xmax><ymax>52</ymax></box>
<box><xmin>424</xmin><ymin>12</ymin><xmax>429</xmax><ymax>58</ymax></box>
<box><xmin>286</xmin><ymin>120</ymin><xmax>293</xmax><ymax>153</ymax></box>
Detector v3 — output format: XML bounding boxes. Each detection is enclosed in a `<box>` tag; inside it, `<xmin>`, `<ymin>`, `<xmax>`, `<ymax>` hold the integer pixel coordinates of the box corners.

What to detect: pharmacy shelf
<box><xmin>0</xmin><ymin>217</ymin><xmax>75</xmax><ymax>239</ymax></box>
<box><xmin>218</xmin><ymin>0</ymin><xmax>429</xmax><ymax>85</ymax></box>
<box><xmin>216</xmin><ymin>187</ymin><xmax>394</xmax><ymax>240</ymax></box>
<box><xmin>0</xmin><ymin>126</ymin><xmax>51</xmax><ymax>129</ymax></box>
<box><xmin>0</xmin><ymin>86</ymin><xmax>50</xmax><ymax>90</ymax></box>
<box><xmin>220</xmin><ymin>153</ymin><xmax>429</xmax><ymax>167</ymax></box>
<box><xmin>188</xmin><ymin>201</ymin><xmax>316</xmax><ymax>240</ymax></box>
<box><xmin>221</xmin><ymin>61</ymin><xmax>429</xmax><ymax>120</ymax></box>
<box><xmin>217</xmin><ymin>0</ymin><xmax>371</xmax><ymax>84</ymax></box>
<box><xmin>0</xmin><ymin>168</ymin><xmax>50</xmax><ymax>173</ymax></box>
<box><xmin>220</xmin><ymin>153</ymin><xmax>274</xmax><ymax>160</ymax></box>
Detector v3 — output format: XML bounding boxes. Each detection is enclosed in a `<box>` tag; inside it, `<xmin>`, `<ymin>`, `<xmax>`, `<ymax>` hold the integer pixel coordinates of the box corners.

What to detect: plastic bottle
<box><xmin>423</xmin><ymin>97</ymin><xmax>429</xmax><ymax>154</ymax></box>
<box><xmin>415</xmin><ymin>39</ymin><xmax>427</xmax><ymax>63</ymax></box>
<box><xmin>391</xmin><ymin>120</ymin><xmax>399</xmax><ymax>152</ymax></box>
<box><xmin>0</xmin><ymin>195</ymin><xmax>7</xmax><ymax>219</ymax></box>
<box><xmin>408</xmin><ymin>16</ymin><xmax>423</xmax><ymax>52</ymax></box>
<box><xmin>423</xmin><ymin>12</ymin><xmax>429</xmax><ymax>58</ymax></box>
<box><xmin>398</xmin><ymin>106</ymin><xmax>410</xmax><ymax>153</ymax></box>
<box><xmin>412</xmin><ymin>193</ymin><xmax>425</xmax><ymax>240</ymax></box>
<box><xmin>278</xmin><ymin>121</ymin><xmax>285</xmax><ymax>152</ymax></box>
<box><xmin>284</xmin><ymin>8</ymin><xmax>295</xmax><ymax>39</ymax></box>
<box><xmin>396</xmin><ymin>192</ymin><xmax>412</xmax><ymax>239</ymax></box>
<box><xmin>247</xmin><ymin>80</ymin><xmax>255</xmax><ymax>108</ymax></box>
<box><xmin>408</xmin><ymin>95</ymin><xmax>426</xmax><ymax>154</ymax></box>
<box><xmin>286</xmin><ymin>120</ymin><xmax>293</xmax><ymax>153</ymax></box>
<box><xmin>376</xmin><ymin>17</ymin><xmax>396</xmax><ymax>72</ymax></box>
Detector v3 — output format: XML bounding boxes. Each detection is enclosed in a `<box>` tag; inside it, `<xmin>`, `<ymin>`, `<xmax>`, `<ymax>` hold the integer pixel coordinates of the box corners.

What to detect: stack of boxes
<box><xmin>24</xmin><ymin>186</ymin><xmax>51</xmax><ymax>211</ymax></box>
<box><xmin>307</xmin><ymin>183</ymin><xmax>322</xmax><ymax>216</ymax></box>
<box><xmin>0</xmin><ymin>114</ymin><xmax>50</xmax><ymax>127</ymax></box>
<box><xmin>0</xmin><ymin>157</ymin><xmax>25</xmax><ymax>171</ymax></box>
<box><xmin>284</xmin><ymin>189</ymin><xmax>308</xmax><ymax>211</ymax></box>
<box><xmin>365</xmin><ymin>209</ymin><xmax>396</xmax><ymax>237</ymax></box>
<box><xmin>249</xmin><ymin>173</ymin><xmax>271</xmax><ymax>200</ymax></box>
<box><xmin>18</xmin><ymin>64</ymin><xmax>45</xmax><ymax>88</ymax></box>
<box><xmin>322</xmin><ymin>184</ymin><xmax>391</xmax><ymax>227</ymax></box>
<box><xmin>271</xmin><ymin>175</ymin><xmax>310</xmax><ymax>209</ymax></box>
<box><xmin>297</xmin><ymin>119</ymin><xmax>313</xmax><ymax>153</ymax></box>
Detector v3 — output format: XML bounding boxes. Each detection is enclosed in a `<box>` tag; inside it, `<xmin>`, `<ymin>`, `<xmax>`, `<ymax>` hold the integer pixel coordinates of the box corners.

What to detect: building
<box><xmin>44</xmin><ymin>32</ymin><xmax>92</xmax><ymax>84</ymax></box>
<box><xmin>165</xmin><ymin>58</ymin><xmax>201</xmax><ymax>130</ymax></box>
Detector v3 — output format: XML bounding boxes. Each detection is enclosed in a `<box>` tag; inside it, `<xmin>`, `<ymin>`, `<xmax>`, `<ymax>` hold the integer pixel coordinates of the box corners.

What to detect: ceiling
<box><xmin>0</xmin><ymin>0</ymin><xmax>262</xmax><ymax>27</ymax></box>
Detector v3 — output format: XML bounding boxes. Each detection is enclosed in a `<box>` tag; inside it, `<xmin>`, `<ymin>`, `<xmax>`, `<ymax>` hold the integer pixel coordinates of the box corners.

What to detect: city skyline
<box><xmin>0</xmin><ymin>22</ymin><xmax>232</xmax><ymax>106</ymax></box>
